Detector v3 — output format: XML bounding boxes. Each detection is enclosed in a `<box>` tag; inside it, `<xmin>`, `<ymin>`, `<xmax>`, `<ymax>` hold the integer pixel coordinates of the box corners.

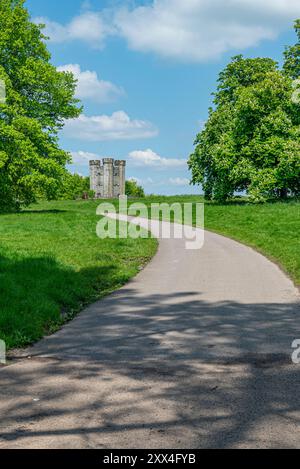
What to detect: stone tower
<box><xmin>89</xmin><ymin>159</ymin><xmax>126</xmax><ymax>198</ymax></box>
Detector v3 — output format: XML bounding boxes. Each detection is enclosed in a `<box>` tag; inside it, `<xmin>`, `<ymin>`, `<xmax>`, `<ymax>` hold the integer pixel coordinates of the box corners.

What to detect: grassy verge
<box><xmin>0</xmin><ymin>200</ymin><xmax>157</xmax><ymax>349</ymax></box>
<box><xmin>124</xmin><ymin>196</ymin><xmax>300</xmax><ymax>286</ymax></box>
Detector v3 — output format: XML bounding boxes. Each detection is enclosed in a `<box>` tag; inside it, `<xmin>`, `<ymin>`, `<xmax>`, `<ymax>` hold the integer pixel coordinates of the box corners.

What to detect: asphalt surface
<box><xmin>0</xmin><ymin>215</ymin><xmax>299</xmax><ymax>449</ymax></box>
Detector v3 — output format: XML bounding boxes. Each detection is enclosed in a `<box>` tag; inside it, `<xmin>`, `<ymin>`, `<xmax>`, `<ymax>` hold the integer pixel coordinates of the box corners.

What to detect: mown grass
<box><xmin>0</xmin><ymin>200</ymin><xmax>157</xmax><ymax>349</ymax></box>
<box><xmin>125</xmin><ymin>195</ymin><xmax>299</xmax><ymax>287</ymax></box>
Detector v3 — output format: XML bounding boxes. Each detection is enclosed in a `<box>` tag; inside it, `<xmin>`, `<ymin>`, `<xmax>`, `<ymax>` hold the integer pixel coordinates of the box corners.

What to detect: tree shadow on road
<box><xmin>0</xmin><ymin>289</ymin><xmax>300</xmax><ymax>448</ymax></box>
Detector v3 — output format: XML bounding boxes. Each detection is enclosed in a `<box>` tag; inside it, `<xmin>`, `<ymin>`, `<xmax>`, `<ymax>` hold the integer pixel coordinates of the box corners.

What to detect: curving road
<box><xmin>1</xmin><ymin>215</ymin><xmax>300</xmax><ymax>449</ymax></box>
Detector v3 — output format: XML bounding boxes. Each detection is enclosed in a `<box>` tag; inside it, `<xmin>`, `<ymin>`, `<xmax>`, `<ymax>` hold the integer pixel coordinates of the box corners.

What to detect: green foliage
<box><xmin>0</xmin><ymin>0</ymin><xmax>81</xmax><ymax>212</ymax></box>
<box><xmin>125</xmin><ymin>179</ymin><xmax>145</xmax><ymax>198</ymax></box>
<box><xmin>189</xmin><ymin>26</ymin><xmax>300</xmax><ymax>202</ymax></box>
<box><xmin>58</xmin><ymin>172</ymin><xmax>94</xmax><ymax>200</ymax></box>
<box><xmin>283</xmin><ymin>20</ymin><xmax>300</xmax><ymax>79</ymax></box>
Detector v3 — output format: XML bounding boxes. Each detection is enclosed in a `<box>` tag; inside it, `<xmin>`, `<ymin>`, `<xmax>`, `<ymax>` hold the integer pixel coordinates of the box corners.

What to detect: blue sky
<box><xmin>25</xmin><ymin>0</ymin><xmax>300</xmax><ymax>195</ymax></box>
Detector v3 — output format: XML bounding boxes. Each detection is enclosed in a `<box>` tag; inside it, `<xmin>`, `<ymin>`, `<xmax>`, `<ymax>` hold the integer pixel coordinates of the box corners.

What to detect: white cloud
<box><xmin>57</xmin><ymin>64</ymin><xmax>124</xmax><ymax>103</ymax></box>
<box><xmin>63</xmin><ymin>112</ymin><xmax>158</xmax><ymax>141</ymax></box>
<box><xmin>70</xmin><ymin>150</ymin><xmax>100</xmax><ymax>165</ymax></box>
<box><xmin>70</xmin><ymin>170</ymin><xmax>85</xmax><ymax>177</ymax></box>
<box><xmin>35</xmin><ymin>12</ymin><xmax>112</xmax><ymax>47</ymax></box>
<box><xmin>114</xmin><ymin>0</ymin><xmax>300</xmax><ymax>62</ymax></box>
<box><xmin>128</xmin><ymin>176</ymin><xmax>154</xmax><ymax>185</ymax></box>
<box><xmin>129</xmin><ymin>149</ymin><xmax>187</xmax><ymax>168</ymax></box>
<box><xmin>128</xmin><ymin>176</ymin><xmax>140</xmax><ymax>183</ymax></box>
<box><xmin>35</xmin><ymin>1</ymin><xmax>300</xmax><ymax>62</ymax></box>
<box><xmin>169</xmin><ymin>177</ymin><xmax>190</xmax><ymax>186</ymax></box>
<box><xmin>35</xmin><ymin>1</ymin><xmax>300</xmax><ymax>61</ymax></box>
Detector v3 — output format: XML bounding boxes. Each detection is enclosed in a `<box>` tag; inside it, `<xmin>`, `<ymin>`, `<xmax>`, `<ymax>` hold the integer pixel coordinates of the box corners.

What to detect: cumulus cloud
<box><xmin>70</xmin><ymin>150</ymin><xmax>100</xmax><ymax>165</ymax></box>
<box><xmin>129</xmin><ymin>149</ymin><xmax>187</xmax><ymax>168</ymax></box>
<box><xmin>37</xmin><ymin>1</ymin><xmax>300</xmax><ymax>61</ymax></box>
<box><xmin>128</xmin><ymin>176</ymin><xmax>154</xmax><ymax>185</ymax></box>
<box><xmin>63</xmin><ymin>112</ymin><xmax>158</xmax><ymax>141</ymax></box>
<box><xmin>114</xmin><ymin>0</ymin><xmax>300</xmax><ymax>61</ymax></box>
<box><xmin>57</xmin><ymin>64</ymin><xmax>124</xmax><ymax>103</ymax></box>
<box><xmin>35</xmin><ymin>12</ymin><xmax>112</xmax><ymax>47</ymax></box>
<box><xmin>69</xmin><ymin>170</ymin><xmax>85</xmax><ymax>177</ymax></box>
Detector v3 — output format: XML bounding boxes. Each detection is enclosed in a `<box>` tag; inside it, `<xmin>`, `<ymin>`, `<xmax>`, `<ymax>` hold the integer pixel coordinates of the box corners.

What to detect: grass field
<box><xmin>0</xmin><ymin>196</ymin><xmax>299</xmax><ymax>349</ymax></box>
<box><xmin>0</xmin><ymin>200</ymin><xmax>157</xmax><ymax>349</ymax></box>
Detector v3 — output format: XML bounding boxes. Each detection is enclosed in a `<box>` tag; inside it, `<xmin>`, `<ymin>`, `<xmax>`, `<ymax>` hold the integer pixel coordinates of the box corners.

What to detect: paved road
<box><xmin>1</xmin><ymin>216</ymin><xmax>299</xmax><ymax>449</ymax></box>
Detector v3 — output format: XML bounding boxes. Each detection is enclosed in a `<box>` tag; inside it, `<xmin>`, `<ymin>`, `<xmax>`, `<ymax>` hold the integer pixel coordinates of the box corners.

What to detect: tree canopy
<box><xmin>58</xmin><ymin>173</ymin><xmax>93</xmax><ymax>201</ymax></box>
<box><xmin>283</xmin><ymin>20</ymin><xmax>300</xmax><ymax>80</ymax></box>
<box><xmin>188</xmin><ymin>21</ymin><xmax>300</xmax><ymax>202</ymax></box>
<box><xmin>125</xmin><ymin>179</ymin><xmax>145</xmax><ymax>198</ymax></box>
<box><xmin>0</xmin><ymin>0</ymin><xmax>81</xmax><ymax>211</ymax></box>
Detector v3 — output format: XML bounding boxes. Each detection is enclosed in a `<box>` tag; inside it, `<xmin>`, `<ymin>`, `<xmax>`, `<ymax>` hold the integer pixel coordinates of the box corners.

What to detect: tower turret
<box><xmin>103</xmin><ymin>158</ymin><xmax>114</xmax><ymax>198</ymax></box>
<box><xmin>115</xmin><ymin>160</ymin><xmax>126</xmax><ymax>197</ymax></box>
<box><xmin>89</xmin><ymin>160</ymin><xmax>102</xmax><ymax>198</ymax></box>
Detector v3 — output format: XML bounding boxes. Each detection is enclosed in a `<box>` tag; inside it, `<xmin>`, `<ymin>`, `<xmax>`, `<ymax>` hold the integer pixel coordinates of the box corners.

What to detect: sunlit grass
<box><xmin>0</xmin><ymin>200</ymin><xmax>157</xmax><ymax>348</ymax></box>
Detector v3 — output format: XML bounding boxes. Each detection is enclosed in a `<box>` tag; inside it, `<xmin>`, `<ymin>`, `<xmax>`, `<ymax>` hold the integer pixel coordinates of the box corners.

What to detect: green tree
<box><xmin>125</xmin><ymin>179</ymin><xmax>145</xmax><ymax>198</ymax></box>
<box><xmin>0</xmin><ymin>0</ymin><xmax>81</xmax><ymax>211</ymax></box>
<box><xmin>283</xmin><ymin>20</ymin><xmax>300</xmax><ymax>79</ymax></box>
<box><xmin>58</xmin><ymin>173</ymin><xmax>93</xmax><ymax>200</ymax></box>
<box><xmin>189</xmin><ymin>51</ymin><xmax>300</xmax><ymax>202</ymax></box>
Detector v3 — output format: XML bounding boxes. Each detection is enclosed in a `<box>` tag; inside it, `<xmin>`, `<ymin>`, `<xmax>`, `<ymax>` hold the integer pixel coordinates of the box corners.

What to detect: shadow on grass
<box><xmin>206</xmin><ymin>197</ymin><xmax>300</xmax><ymax>207</ymax></box>
<box><xmin>20</xmin><ymin>209</ymin><xmax>69</xmax><ymax>215</ymax></box>
<box><xmin>0</xmin><ymin>210</ymin><xmax>69</xmax><ymax>217</ymax></box>
<box><xmin>0</xmin><ymin>254</ymin><xmax>117</xmax><ymax>348</ymax></box>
